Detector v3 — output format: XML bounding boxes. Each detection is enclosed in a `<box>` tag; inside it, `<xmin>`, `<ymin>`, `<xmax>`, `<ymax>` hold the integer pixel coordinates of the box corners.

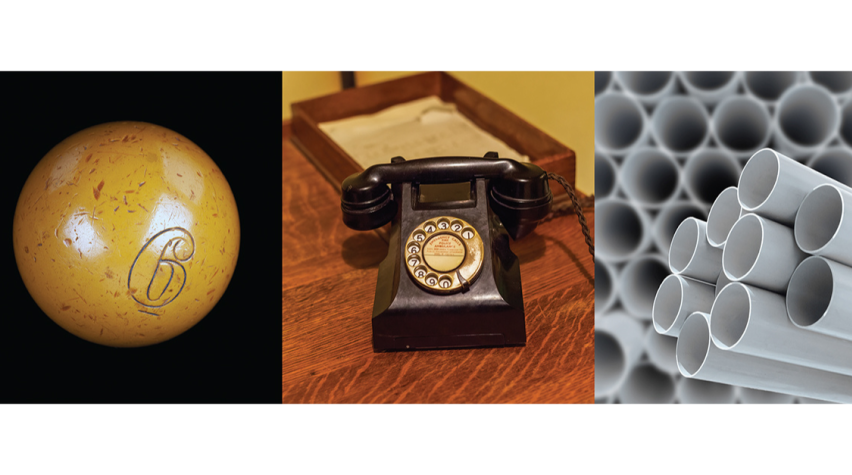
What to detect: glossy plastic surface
<box><xmin>13</xmin><ymin>122</ymin><xmax>240</xmax><ymax>347</ymax></box>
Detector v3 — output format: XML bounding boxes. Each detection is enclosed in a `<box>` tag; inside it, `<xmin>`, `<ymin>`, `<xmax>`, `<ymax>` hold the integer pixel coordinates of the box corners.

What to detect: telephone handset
<box><xmin>341</xmin><ymin>152</ymin><xmax>586</xmax><ymax>351</ymax></box>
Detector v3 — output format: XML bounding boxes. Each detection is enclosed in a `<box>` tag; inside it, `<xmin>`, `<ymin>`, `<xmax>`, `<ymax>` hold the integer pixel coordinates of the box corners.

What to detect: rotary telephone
<box><xmin>341</xmin><ymin>152</ymin><xmax>593</xmax><ymax>351</ymax></box>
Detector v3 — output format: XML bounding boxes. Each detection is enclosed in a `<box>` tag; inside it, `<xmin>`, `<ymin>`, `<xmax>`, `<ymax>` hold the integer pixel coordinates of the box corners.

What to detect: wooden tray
<box><xmin>289</xmin><ymin>72</ymin><xmax>578</xmax><ymax>200</ymax></box>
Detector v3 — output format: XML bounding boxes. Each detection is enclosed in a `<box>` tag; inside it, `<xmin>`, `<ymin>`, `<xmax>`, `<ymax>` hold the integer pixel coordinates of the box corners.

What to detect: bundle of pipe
<box><xmin>595</xmin><ymin>71</ymin><xmax>852</xmax><ymax>404</ymax></box>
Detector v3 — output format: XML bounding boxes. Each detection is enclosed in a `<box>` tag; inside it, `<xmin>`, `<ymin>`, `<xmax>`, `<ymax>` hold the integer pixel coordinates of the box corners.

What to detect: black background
<box><xmin>2</xmin><ymin>72</ymin><xmax>282</xmax><ymax>403</ymax></box>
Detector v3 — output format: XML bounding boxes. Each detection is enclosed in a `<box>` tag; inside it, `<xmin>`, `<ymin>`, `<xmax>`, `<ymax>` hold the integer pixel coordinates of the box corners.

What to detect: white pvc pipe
<box><xmin>614</xmin><ymin>71</ymin><xmax>676</xmax><ymax>106</ymax></box>
<box><xmin>738</xmin><ymin>148</ymin><xmax>852</xmax><ymax>225</ymax></box>
<box><xmin>595</xmin><ymin>259</ymin><xmax>618</xmax><ymax>316</ymax></box>
<box><xmin>807</xmin><ymin>147</ymin><xmax>852</xmax><ymax>187</ymax></box>
<box><xmin>712</xmin><ymin>96</ymin><xmax>772</xmax><ymax>160</ymax></box>
<box><xmin>668</xmin><ymin>218</ymin><xmax>722</xmax><ymax>283</ymax></box>
<box><xmin>795</xmin><ymin>184</ymin><xmax>852</xmax><ymax>266</ymax></box>
<box><xmin>677</xmin><ymin>375</ymin><xmax>738</xmax><ymax>404</ymax></box>
<box><xmin>653</xmin><ymin>201</ymin><xmax>707</xmax><ymax>255</ymax></box>
<box><xmin>710</xmin><ymin>282</ymin><xmax>852</xmax><ymax>377</ymax></box>
<box><xmin>841</xmin><ymin>99</ymin><xmax>852</xmax><ymax>148</ymax></box>
<box><xmin>808</xmin><ymin>71</ymin><xmax>852</xmax><ymax>96</ymax></box>
<box><xmin>676</xmin><ymin>312</ymin><xmax>852</xmax><ymax>404</ymax></box>
<box><xmin>595</xmin><ymin>71</ymin><xmax>613</xmax><ymax>96</ymax></box>
<box><xmin>722</xmin><ymin>213</ymin><xmax>807</xmax><ymax>293</ymax></box>
<box><xmin>774</xmin><ymin>84</ymin><xmax>841</xmax><ymax>159</ymax></box>
<box><xmin>743</xmin><ymin>71</ymin><xmax>801</xmax><ymax>104</ymax></box>
<box><xmin>595</xmin><ymin>151</ymin><xmax>619</xmax><ymax>200</ymax></box>
<box><xmin>682</xmin><ymin>148</ymin><xmax>741</xmax><ymax>206</ymax></box>
<box><xmin>678</xmin><ymin>71</ymin><xmax>740</xmax><ymax>106</ymax></box>
<box><xmin>619</xmin><ymin>254</ymin><xmax>669</xmax><ymax>320</ymax></box>
<box><xmin>739</xmin><ymin>387</ymin><xmax>796</xmax><ymax>404</ymax></box>
<box><xmin>618</xmin><ymin>363</ymin><xmax>677</xmax><ymax>404</ymax></box>
<box><xmin>596</xmin><ymin>198</ymin><xmax>652</xmax><ymax>263</ymax></box>
<box><xmin>651</xmin><ymin>96</ymin><xmax>711</xmax><ymax>159</ymax></box>
<box><xmin>787</xmin><ymin>256</ymin><xmax>852</xmax><ymax>342</ymax></box>
<box><xmin>706</xmin><ymin>187</ymin><xmax>741</xmax><ymax>249</ymax></box>
<box><xmin>645</xmin><ymin>325</ymin><xmax>679</xmax><ymax>375</ymax></box>
<box><xmin>797</xmin><ymin>397</ymin><xmax>835</xmax><ymax>404</ymax></box>
<box><xmin>619</xmin><ymin>147</ymin><xmax>681</xmax><ymax>209</ymax></box>
<box><xmin>595</xmin><ymin>92</ymin><xmax>648</xmax><ymax>156</ymax></box>
<box><xmin>651</xmin><ymin>274</ymin><xmax>715</xmax><ymax>337</ymax></box>
<box><xmin>595</xmin><ymin>312</ymin><xmax>646</xmax><ymax>397</ymax></box>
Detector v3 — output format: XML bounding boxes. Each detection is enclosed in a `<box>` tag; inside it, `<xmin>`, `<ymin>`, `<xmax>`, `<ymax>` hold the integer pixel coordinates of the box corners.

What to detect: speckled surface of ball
<box><xmin>13</xmin><ymin>121</ymin><xmax>240</xmax><ymax>347</ymax></box>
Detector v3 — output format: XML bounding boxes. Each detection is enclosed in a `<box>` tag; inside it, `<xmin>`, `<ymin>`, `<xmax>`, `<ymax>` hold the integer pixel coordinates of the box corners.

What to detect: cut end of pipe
<box><xmin>738</xmin><ymin>149</ymin><xmax>780</xmax><ymax>211</ymax></box>
<box><xmin>707</xmin><ymin>187</ymin><xmax>741</xmax><ymax>248</ymax></box>
<box><xmin>597</xmin><ymin>199</ymin><xmax>648</xmax><ymax>261</ymax></box>
<box><xmin>794</xmin><ymin>185</ymin><xmax>844</xmax><ymax>253</ymax></box>
<box><xmin>669</xmin><ymin>217</ymin><xmax>702</xmax><ymax>274</ymax></box>
<box><xmin>595</xmin><ymin>93</ymin><xmax>645</xmax><ymax>153</ymax></box>
<box><xmin>652</xmin><ymin>96</ymin><xmax>709</xmax><ymax>155</ymax></box>
<box><xmin>787</xmin><ymin>256</ymin><xmax>833</xmax><ymax>329</ymax></box>
<box><xmin>722</xmin><ymin>214</ymin><xmax>763</xmax><ymax>281</ymax></box>
<box><xmin>621</xmin><ymin>148</ymin><xmax>680</xmax><ymax>207</ymax></box>
<box><xmin>777</xmin><ymin>84</ymin><xmax>840</xmax><ymax>148</ymax></box>
<box><xmin>652</xmin><ymin>275</ymin><xmax>685</xmax><ymax>334</ymax></box>
<box><xmin>676</xmin><ymin>312</ymin><xmax>711</xmax><ymax>377</ymax></box>
<box><xmin>595</xmin><ymin>330</ymin><xmax>626</xmax><ymax>396</ymax></box>
<box><xmin>709</xmin><ymin>283</ymin><xmax>751</xmax><ymax>350</ymax></box>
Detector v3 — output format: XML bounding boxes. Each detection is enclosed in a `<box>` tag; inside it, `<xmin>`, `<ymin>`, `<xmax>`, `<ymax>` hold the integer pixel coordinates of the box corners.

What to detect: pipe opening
<box><xmin>710</xmin><ymin>284</ymin><xmax>750</xmax><ymax>349</ymax></box>
<box><xmin>616</xmin><ymin>71</ymin><xmax>673</xmax><ymax>96</ymax></box>
<box><xmin>595</xmin><ymin>331</ymin><xmax>625</xmax><ymax>395</ymax></box>
<box><xmin>723</xmin><ymin>215</ymin><xmax>762</xmax><ymax>280</ymax></box>
<box><xmin>653</xmin><ymin>97</ymin><xmax>709</xmax><ymax>154</ymax></box>
<box><xmin>621</xmin><ymin>256</ymin><xmax>669</xmax><ymax>316</ymax></box>
<box><xmin>840</xmin><ymin>101</ymin><xmax>852</xmax><ymax>148</ymax></box>
<box><xmin>676</xmin><ymin>313</ymin><xmax>710</xmax><ymax>376</ymax></box>
<box><xmin>738</xmin><ymin>149</ymin><xmax>780</xmax><ymax>210</ymax></box>
<box><xmin>678</xmin><ymin>378</ymin><xmax>737</xmax><ymax>404</ymax></box>
<box><xmin>596</xmin><ymin>93</ymin><xmax>645</xmax><ymax>152</ymax></box>
<box><xmin>652</xmin><ymin>275</ymin><xmax>684</xmax><ymax>333</ymax></box>
<box><xmin>809</xmin><ymin>72</ymin><xmax>852</xmax><ymax>95</ymax></box>
<box><xmin>595</xmin><ymin>260</ymin><xmax>614</xmax><ymax>311</ymax></box>
<box><xmin>620</xmin><ymin>364</ymin><xmax>676</xmax><ymax>404</ymax></box>
<box><xmin>595</xmin><ymin>152</ymin><xmax>617</xmax><ymax>199</ymax></box>
<box><xmin>598</xmin><ymin>201</ymin><xmax>646</xmax><ymax>259</ymax></box>
<box><xmin>744</xmin><ymin>71</ymin><xmax>798</xmax><ymax>102</ymax></box>
<box><xmin>654</xmin><ymin>202</ymin><xmax>706</xmax><ymax>253</ymax></box>
<box><xmin>787</xmin><ymin>257</ymin><xmax>833</xmax><ymax>328</ymax></box>
<box><xmin>669</xmin><ymin>219</ymin><xmax>700</xmax><ymax>273</ymax></box>
<box><xmin>682</xmin><ymin>71</ymin><xmax>736</xmax><ymax>91</ymax></box>
<box><xmin>778</xmin><ymin>86</ymin><xmax>838</xmax><ymax>146</ymax></box>
<box><xmin>707</xmin><ymin>187</ymin><xmax>741</xmax><ymax>247</ymax></box>
<box><xmin>809</xmin><ymin>149</ymin><xmax>852</xmax><ymax>187</ymax></box>
<box><xmin>795</xmin><ymin>186</ymin><xmax>843</xmax><ymax>252</ymax></box>
<box><xmin>684</xmin><ymin>150</ymin><xmax>741</xmax><ymax>205</ymax></box>
<box><xmin>595</xmin><ymin>71</ymin><xmax>612</xmax><ymax>96</ymax></box>
<box><xmin>714</xmin><ymin>98</ymin><xmax>770</xmax><ymax>153</ymax></box>
<box><xmin>621</xmin><ymin>149</ymin><xmax>679</xmax><ymax>206</ymax></box>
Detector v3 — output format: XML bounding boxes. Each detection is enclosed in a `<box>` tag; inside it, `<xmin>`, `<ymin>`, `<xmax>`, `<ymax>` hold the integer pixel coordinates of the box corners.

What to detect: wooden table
<box><xmin>282</xmin><ymin>122</ymin><xmax>595</xmax><ymax>403</ymax></box>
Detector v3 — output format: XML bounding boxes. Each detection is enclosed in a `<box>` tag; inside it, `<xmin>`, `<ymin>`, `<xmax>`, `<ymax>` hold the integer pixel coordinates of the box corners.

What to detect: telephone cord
<box><xmin>546</xmin><ymin>172</ymin><xmax>595</xmax><ymax>261</ymax></box>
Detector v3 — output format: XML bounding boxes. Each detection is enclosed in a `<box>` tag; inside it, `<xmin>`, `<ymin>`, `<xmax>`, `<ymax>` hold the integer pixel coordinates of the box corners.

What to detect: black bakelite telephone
<box><xmin>341</xmin><ymin>152</ymin><xmax>593</xmax><ymax>351</ymax></box>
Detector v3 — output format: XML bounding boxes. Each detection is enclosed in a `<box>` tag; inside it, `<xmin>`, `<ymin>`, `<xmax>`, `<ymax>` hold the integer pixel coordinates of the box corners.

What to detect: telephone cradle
<box><xmin>341</xmin><ymin>152</ymin><xmax>592</xmax><ymax>351</ymax></box>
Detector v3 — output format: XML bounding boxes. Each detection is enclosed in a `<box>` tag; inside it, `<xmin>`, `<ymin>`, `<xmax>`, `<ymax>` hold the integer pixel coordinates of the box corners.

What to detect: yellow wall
<box><xmin>282</xmin><ymin>71</ymin><xmax>594</xmax><ymax>195</ymax></box>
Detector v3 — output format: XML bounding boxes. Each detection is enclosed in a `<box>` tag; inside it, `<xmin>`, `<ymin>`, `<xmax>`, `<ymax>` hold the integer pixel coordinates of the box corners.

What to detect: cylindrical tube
<box><xmin>595</xmin><ymin>71</ymin><xmax>613</xmax><ymax>96</ymax></box>
<box><xmin>706</xmin><ymin>187</ymin><xmax>742</xmax><ymax>249</ymax></box>
<box><xmin>619</xmin><ymin>254</ymin><xmax>669</xmax><ymax>320</ymax></box>
<box><xmin>710</xmin><ymin>282</ymin><xmax>852</xmax><ymax>377</ymax></box>
<box><xmin>619</xmin><ymin>147</ymin><xmax>681</xmax><ymax>209</ymax></box>
<box><xmin>743</xmin><ymin>71</ymin><xmax>801</xmax><ymax>104</ymax></box>
<box><xmin>739</xmin><ymin>387</ymin><xmax>796</xmax><ymax>404</ymax></box>
<box><xmin>618</xmin><ymin>363</ymin><xmax>677</xmax><ymax>404</ymax></box>
<box><xmin>773</xmin><ymin>84</ymin><xmax>841</xmax><ymax>159</ymax></box>
<box><xmin>614</xmin><ymin>71</ymin><xmax>676</xmax><ymax>106</ymax></box>
<box><xmin>676</xmin><ymin>312</ymin><xmax>852</xmax><ymax>404</ymax></box>
<box><xmin>679</xmin><ymin>71</ymin><xmax>740</xmax><ymax>106</ymax></box>
<box><xmin>595</xmin><ymin>92</ymin><xmax>648</xmax><ymax>156</ymax></box>
<box><xmin>712</xmin><ymin>96</ymin><xmax>772</xmax><ymax>160</ymax></box>
<box><xmin>795</xmin><ymin>184</ymin><xmax>852</xmax><ymax>266</ymax></box>
<box><xmin>645</xmin><ymin>325</ymin><xmax>679</xmax><ymax>375</ymax></box>
<box><xmin>651</xmin><ymin>96</ymin><xmax>710</xmax><ymax>159</ymax></box>
<box><xmin>596</xmin><ymin>198</ymin><xmax>652</xmax><ymax>263</ymax></box>
<box><xmin>668</xmin><ymin>218</ymin><xmax>723</xmax><ymax>283</ymax></box>
<box><xmin>651</xmin><ymin>274</ymin><xmax>715</xmax><ymax>337</ymax></box>
<box><xmin>595</xmin><ymin>151</ymin><xmax>619</xmax><ymax>200</ymax></box>
<box><xmin>653</xmin><ymin>200</ymin><xmax>707</xmax><ymax>255</ymax></box>
<box><xmin>595</xmin><ymin>312</ymin><xmax>645</xmax><ymax>397</ymax></box>
<box><xmin>738</xmin><ymin>148</ymin><xmax>852</xmax><ymax>225</ymax></box>
<box><xmin>677</xmin><ymin>375</ymin><xmax>738</xmax><ymax>404</ymax></box>
<box><xmin>595</xmin><ymin>259</ymin><xmax>618</xmax><ymax>315</ymax></box>
<box><xmin>807</xmin><ymin>147</ymin><xmax>852</xmax><ymax>188</ymax></box>
<box><xmin>682</xmin><ymin>149</ymin><xmax>741</xmax><ymax>206</ymax></box>
<box><xmin>787</xmin><ymin>256</ymin><xmax>852</xmax><ymax>342</ymax></box>
<box><xmin>840</xmin><ymin>99</ymin><xmax>852</xmax><ymax>148</ymax></box>
<box><xmin>808</xmin><ymin>71</ymin><xmax>852</xmax><ymax>96</ymax></box>
<box><xmin>722</xmin><ymin>213</ymin><xmax>807</xmax><ymax>292</ymax></box>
